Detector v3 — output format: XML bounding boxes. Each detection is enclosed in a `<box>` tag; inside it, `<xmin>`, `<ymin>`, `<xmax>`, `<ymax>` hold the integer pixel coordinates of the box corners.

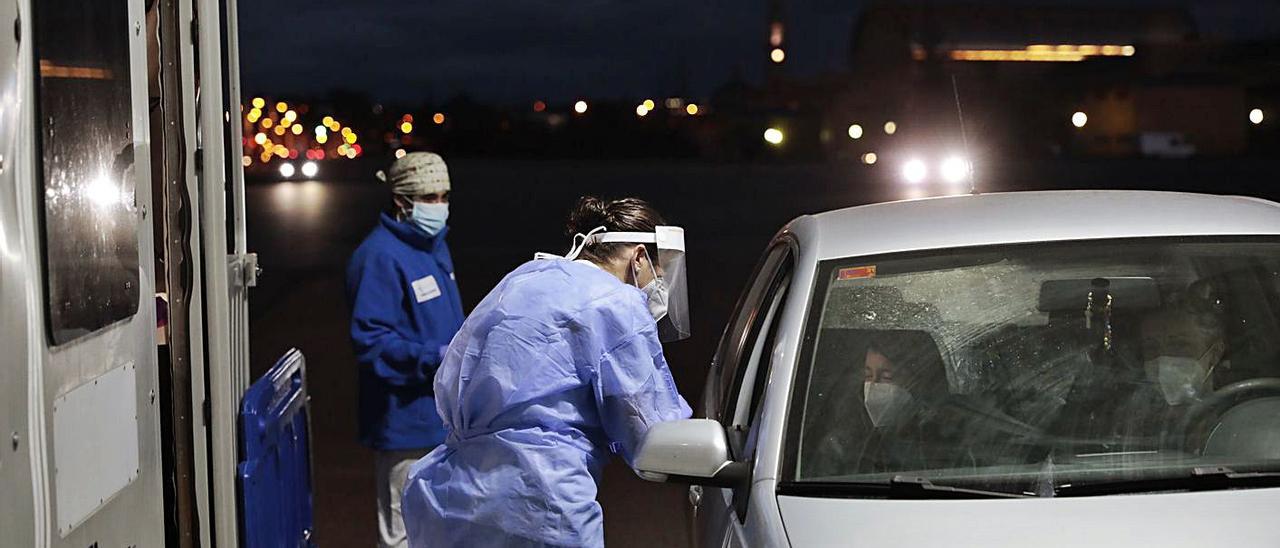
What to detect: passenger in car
<box><xmin>863</xmin><ymin>342</ymin><xmax>914</xmax><ymax>428</ymax></box>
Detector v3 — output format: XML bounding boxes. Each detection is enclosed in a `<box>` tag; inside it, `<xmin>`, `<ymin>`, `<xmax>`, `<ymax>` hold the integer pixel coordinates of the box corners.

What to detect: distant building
<box><xmin>810</xmin><ymin>1</ymin><xmax>1277</xmax><ymax>161</ymax></box>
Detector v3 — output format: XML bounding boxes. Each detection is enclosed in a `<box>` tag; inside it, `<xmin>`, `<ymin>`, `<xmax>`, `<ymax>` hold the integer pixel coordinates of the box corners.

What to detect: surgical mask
<box><xmin>863</xmin><ymin>382</ymin><xmax>914</xmax><ymax>428</ymax></box>
<box><xmin>632</xmin><ymin>249</ymin><xmax>668</xmax><ymax>322</ymax></box>
<box><xmin>1145</xmin><ymin>344</ymin><xmax>1220</xmax><ymax>405</ymax></box>
<box><xmin>408</xmin><ymin>202</ymin><xmax>448</xmax><ymax>237</ymax></box>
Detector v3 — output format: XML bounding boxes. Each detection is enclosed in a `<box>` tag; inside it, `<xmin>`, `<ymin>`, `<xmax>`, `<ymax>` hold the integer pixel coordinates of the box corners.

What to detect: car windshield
<box><xmin>789</xmin><ymin>238</ymin><xmax>1280</xmax><ymax>497</ymax></box>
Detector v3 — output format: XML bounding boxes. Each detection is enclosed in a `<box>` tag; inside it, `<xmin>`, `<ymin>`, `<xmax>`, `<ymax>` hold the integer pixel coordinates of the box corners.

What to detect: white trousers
<box><xmin>376</xmin><ymin>448</ymin><xmax>431</xmax><ymax>548</ymax></box>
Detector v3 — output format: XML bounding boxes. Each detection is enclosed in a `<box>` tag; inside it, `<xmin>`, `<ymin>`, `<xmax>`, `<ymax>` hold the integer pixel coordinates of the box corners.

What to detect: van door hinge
<box><xmin>229</xmin><ymin>253</ymin><xmax>260</xmax><ymax>289</ymax></box>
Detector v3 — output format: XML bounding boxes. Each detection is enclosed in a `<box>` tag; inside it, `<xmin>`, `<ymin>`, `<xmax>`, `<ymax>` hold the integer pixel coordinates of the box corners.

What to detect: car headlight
<box><xmin>940</xmin><ymin>156</ymin><xmax>971</xmax><ymax>184</ymax></box>
<box><xmin>902</xmin><ymin>158</ymin><xmax>927</xmax><ymax>184</ymax></box>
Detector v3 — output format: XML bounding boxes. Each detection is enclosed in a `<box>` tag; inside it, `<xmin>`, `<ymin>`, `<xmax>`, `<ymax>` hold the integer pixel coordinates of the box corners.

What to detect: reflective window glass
<box><xmin>35</xmin><ymin>0</ymin><xmax>140</xmax><ymax>345</ymax></box>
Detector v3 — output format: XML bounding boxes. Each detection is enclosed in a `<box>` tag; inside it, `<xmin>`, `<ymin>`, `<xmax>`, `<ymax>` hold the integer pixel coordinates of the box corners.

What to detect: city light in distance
<box><xmin>643</xmin><ymin>99</ymin><xmax>656</xmax><ymax>111</ymax></box>
<box><xmin>949</xmin><ymin>44</ymin><xmax>1137</xmax><ymax>63</ymax></box>
<box><xmin>635</xmin><ymin>104</ymin><xmax>649</xmax><ymax>117</ymax></box>
<box><xmin>686</xmin><ymin>103</ymin><xmax>699</xmax><ymax>115</ymax></box>
<box><xmin>533</xmin><ymin>100</ymin><xmax>547</xmax><ymax>112</ymax></box>
<box><xmin>252</xmin><ymin>97</ymin><xmax>265</xmax><ymax>109</ymax></box>
<box><xmin>1072</xmin><ymin>111</ymin><xmax>1088</xmax><ymax>128</ymax></box>
<box><xmin>883</xmin><ymin>121</ymin><xmax>897</xmax><ymax>135</ymax></box>
<box><xmin>254</xmin><ymin>132</ymin><xmax>267</xmax><ymax>145</ymax></box>
<box><xmin>400</xmin><ymin>121</ymin><xmax>413</xmax><ymax>134</ymax></box>
<box><xmin>242</xmin><ymin>155</ymin><xmax>252</xmax><ymax>167</ymax></box>
<box><xmin>574</xmin><ymin>100</ymin><xmax>589</xmax><ymax>114</ymax></box>
<box><xmin>433</xmin><ymin>113</ymin><xmax>446</xmax><ymax>125</ymax></box>
<box><xmin>291</xmin><ymin>124</ymin><xmax>303</xmax><ymax>135</ymax></box>
<box><xmin>395</xmin><ymin>148</ymin><xmax>407</xmax><ymax>159</ymax></box>
<box><xmin>902</xmin><ymin>158</ymin><xmax>927</xmax><ymax>184</ymax></box>
<box><xmin>862</xmin><ymin>152</ymin><xmax>877</xmax><ymax>165</ymax></box>
<box><xmin>770</xmin><ymin>48</ymin><xmax>786</xmax><ymax>63</ymax></box>
<box><xmin>275</xmin><ymin>101</ymin><xmax>288</xmax><ymax>114</ymax></box>
<box><xmin>1250</xmin><ymin>108</ymin><xmax>1264</xmax><ymax>125</ymax></box>
<box><xmin>848</xmin><ymin>124</ymin><xmax>863</xmax><ymax>139</ymax></box>
<box><xmin>284</xmin><ymin>110</ymin><xmax>297</xmax><ymax>122</ymax></box>
<box><xmin>763</xmin><ymin>127</ymin><xmax>784</xmax><ymax>145</ymax></box>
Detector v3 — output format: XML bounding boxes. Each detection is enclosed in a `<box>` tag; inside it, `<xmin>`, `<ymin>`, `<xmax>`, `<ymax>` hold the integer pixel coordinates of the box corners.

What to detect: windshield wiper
<box><xmin>1054</xmin><ymin>466</ymin><xmax>1280</xmax><ymax>497</ymax></box>
<box><xmin>783</xmin><ymin>475</ymin><xmax>1030</xmax><ymax>499</ymax></box>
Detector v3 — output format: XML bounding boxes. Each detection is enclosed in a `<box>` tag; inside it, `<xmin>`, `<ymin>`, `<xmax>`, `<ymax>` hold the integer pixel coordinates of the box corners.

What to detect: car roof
<box><xmin>791</xmin><ymin>190</ymin><xmax>1280</xmax><ymax>261</ymax></box>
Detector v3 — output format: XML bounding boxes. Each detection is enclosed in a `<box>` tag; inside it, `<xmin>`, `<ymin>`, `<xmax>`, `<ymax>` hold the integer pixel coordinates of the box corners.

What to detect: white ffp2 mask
<box><xmin>1148</xmin><ymin>356</ymin><xmax>1209</xmax><ymax>405</ymax></box>
<box><xmin>863</xmin><ymin>382</ymin><xmax>914</xmax><ymax>428</ymax></box>
<box><xmin>632</xmin><ymin>249</ymin><xmax>668</xmax><ymax>322</ymax></box>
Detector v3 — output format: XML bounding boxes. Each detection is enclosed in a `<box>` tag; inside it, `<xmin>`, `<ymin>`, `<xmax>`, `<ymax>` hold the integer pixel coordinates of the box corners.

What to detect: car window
<box><xmin>35</xmin><ymin>0</ymin><xmax>140</xmax><ymax>345</ymax></box>
<box><xmin>715</xmin><ymin>243</ymin><xmax>791</xmax><ymax>423</ymax></box>
<box><xmin>728</xmin><ymin>252</ymin><xmax>792</xmax><ymax>523</ymax></box>
<box><xmin>731</xmin><ymin>269</ymin><xmax>791</xmax><ymax>429</ymax></box>
<box><xmin>786</xmin><ymin>237</ymin><xmax>1280</xmax><ymax>497</ymax></box>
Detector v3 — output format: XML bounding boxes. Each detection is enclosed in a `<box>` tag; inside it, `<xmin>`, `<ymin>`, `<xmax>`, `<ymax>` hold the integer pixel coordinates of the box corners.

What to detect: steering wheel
<box><xmin>1177</xmin><ymin>377</ymin><xmax>1280</xmax><ymax>453</ymax></box>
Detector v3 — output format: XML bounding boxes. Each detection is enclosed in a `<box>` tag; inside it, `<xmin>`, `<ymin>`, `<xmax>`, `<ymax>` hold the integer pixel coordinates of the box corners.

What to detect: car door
<box><xmin>695</xmin><ymin>241</ymin><xmax>794</xmax><ymax>548</ymax></box>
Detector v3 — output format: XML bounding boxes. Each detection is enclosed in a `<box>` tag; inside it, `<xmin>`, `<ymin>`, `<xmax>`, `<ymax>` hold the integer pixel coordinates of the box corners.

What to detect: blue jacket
<box><xmin>346</xmin><ymin>213</ymin><xmax>465</xmax><ymax>450</ymax></box>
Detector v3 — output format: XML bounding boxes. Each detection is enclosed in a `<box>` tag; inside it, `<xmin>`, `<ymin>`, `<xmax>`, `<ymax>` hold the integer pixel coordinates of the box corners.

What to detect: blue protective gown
<box><xmin>402</xmin><ymin>259</ymin><xmax>692</xmax><ymax>547</ymax></box>
<box><xmin>346</xmin><ymin>213</ymin><xmax>465</xmax><ymax>450</ymax></box>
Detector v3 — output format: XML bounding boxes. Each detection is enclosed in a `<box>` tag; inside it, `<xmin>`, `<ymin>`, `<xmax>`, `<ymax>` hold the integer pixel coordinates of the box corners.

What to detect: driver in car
<box><xmin>1140</xmin><ymin>295</ymin><xmax>1228</xmax><ymax>407</ymax></box>
<box><xmin>1117</xmin><ymin>287</ymin><xmax>1230</xmax><ymax>447</ymax></box>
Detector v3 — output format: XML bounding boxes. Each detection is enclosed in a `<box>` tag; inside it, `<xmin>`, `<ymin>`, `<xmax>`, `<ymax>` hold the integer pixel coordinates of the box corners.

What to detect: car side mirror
<box><xmin>634</xmin><ymin>419</ymin><xmax>750</xmax><ymax>488</ymax></box>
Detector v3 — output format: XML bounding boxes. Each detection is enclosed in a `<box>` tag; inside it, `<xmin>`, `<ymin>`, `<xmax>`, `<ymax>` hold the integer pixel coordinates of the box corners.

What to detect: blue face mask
<box><xmin>407</xmin><ymin>202</ymin><xmax>449</xmax><ymax>236</ymax></box>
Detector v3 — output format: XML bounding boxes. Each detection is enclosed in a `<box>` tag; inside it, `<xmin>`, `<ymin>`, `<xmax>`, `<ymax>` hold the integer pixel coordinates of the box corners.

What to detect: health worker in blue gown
<box><xmin>403</xmin><ymin>196</ymin><xmax>693</xmax><ymax>547</ymax></box>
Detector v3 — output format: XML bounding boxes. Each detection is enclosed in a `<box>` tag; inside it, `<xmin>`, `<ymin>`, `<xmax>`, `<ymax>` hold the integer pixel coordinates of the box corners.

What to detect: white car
<box><xmin>636</xmin><ymin>190</ymin><xmax>1280</xmax><ymax>547</ymax></box>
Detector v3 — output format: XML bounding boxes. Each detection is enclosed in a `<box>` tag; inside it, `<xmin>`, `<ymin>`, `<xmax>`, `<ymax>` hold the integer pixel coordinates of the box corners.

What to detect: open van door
<box><xmin>188</xmin><ymin>0</ymin><xmax>257</xmax><ymax>544</ymax></box>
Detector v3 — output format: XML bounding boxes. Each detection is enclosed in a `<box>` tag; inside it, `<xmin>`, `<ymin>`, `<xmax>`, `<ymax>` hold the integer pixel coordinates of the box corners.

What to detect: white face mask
<box><xmin>863</xmin><ymin>382</ymin><xmax>914</xmax><ymax>428</ymax></box>
<box><xmin>1146</xmin><ymin>356</ymin><xmax>1211</xmax><ymax>405</ymax></box>
<box><xmin>632</xmin><ymin>249</ymin><xmax>668</xmax><ymax>322</ymax></box>
<box><xmin>1144</xmin><ymin>343</ymin><xmax>1220</xmax><ymax>405</ymax></box>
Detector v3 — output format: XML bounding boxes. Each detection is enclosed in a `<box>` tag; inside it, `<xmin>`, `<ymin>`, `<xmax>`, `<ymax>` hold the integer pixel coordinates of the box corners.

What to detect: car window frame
<box><xmin>709</xmin><ymin>241</ymin><xmax>794</xmax><ymax>423</ymax></box>
<box><xmin>777</xmin><ymin>235</ymin><xmax>1280</xmax><ymax>493</ymax></box>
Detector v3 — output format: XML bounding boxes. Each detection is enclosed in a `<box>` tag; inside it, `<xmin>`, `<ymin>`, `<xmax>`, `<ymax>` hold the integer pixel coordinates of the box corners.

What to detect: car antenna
<box><xmin>952</xmin><ymin>74</ymin><xmax>977</xmax><ymax>194</ymax></box>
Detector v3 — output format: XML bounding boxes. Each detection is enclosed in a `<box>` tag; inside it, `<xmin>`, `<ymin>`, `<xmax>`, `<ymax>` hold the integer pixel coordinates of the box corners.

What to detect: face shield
<box><xmin>594</xmin><ymin>227</ymin><xmax>691</xmax><ymax>342</ymax></box>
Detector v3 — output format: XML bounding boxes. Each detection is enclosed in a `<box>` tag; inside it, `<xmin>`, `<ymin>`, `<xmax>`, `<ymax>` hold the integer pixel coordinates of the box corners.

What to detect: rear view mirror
<box><xmin>634</xmin><ymin>419</ymin><xmax>749</xmax><ymax>488</ymax></box>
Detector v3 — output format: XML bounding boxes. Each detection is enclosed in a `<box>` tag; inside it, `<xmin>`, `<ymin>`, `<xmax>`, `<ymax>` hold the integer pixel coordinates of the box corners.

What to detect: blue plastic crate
<box><xmin>239</xmin><ymin>348</ymin><xmax>315</xmax><ymax>547</ymax></box>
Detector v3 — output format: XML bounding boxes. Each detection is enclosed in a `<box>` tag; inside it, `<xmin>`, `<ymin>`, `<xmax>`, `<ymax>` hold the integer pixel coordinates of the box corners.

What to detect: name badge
<box><xmin>411</xmin><ymin>275</ymin><xmax>442</xmax><ymax>303</ymax></box>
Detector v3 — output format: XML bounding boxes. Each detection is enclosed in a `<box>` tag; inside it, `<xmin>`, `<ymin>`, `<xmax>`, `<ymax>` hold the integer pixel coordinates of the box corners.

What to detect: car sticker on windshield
<box><xmin>838</xmin><ymin>265</ymin><xmax>877</xmax><ymax>280</ymax></box>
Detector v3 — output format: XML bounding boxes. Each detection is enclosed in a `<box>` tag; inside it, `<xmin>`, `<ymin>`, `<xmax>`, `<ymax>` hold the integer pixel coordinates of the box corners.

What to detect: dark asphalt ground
<box><xmin>244</xmin><ymin>157</ymin><xmax>1279</xmax><ymax>547</ymax></box>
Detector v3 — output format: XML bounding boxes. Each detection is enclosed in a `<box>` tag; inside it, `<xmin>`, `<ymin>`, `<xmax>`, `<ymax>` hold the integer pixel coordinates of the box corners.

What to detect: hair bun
<box><xmin>567</xmin><ymin>196</ymin><xmax>609</xmax><ymax>235</ymax></box>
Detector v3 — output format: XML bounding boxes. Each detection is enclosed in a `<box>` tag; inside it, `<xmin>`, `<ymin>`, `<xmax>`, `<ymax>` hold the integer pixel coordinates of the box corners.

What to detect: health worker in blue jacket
<box><xmin>402</xmin><ymin>196</ymin><xmax>694</xmax><ymax>548</ymax></box>
<box><xmin>346</xmin><ymin>151</ymin><xmax>465</xmax><ymax>548</ymax></box>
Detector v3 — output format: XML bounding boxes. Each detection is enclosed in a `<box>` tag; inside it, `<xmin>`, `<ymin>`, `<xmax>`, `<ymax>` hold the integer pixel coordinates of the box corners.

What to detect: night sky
<box><xmin>238</xmin><ymin>0</ymin><xmax>1280</xmax><ymax>105</ymax></box>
